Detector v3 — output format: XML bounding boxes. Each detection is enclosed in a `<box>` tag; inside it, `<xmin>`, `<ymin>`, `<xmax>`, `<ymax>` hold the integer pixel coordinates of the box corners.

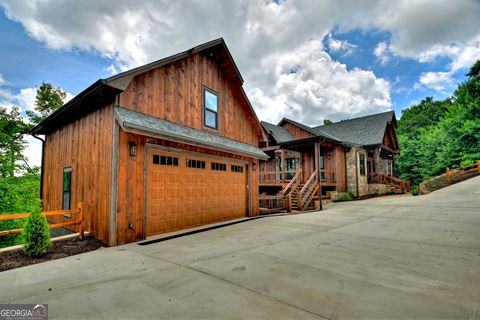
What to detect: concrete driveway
<box><xmin>2</xmin><ymin>177</ymin><xmax>480</xmax><ymax>319</ymax></box>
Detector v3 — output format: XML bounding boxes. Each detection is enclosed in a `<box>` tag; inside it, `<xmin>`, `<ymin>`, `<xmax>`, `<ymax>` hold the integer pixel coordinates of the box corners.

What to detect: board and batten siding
<box><xmin>42</xmin><ymin>105</ymin><xmax>114</xmax><ymax>243</ymax></box>
<box><xmin>280</xmin><ymin>122</ymin><xmax>314</xmax><ymax>140</ymax></box>
<box><xmin>119</xmin><ymin>52</ymin><xmax>260</xmax><ymax>146</ymax></box>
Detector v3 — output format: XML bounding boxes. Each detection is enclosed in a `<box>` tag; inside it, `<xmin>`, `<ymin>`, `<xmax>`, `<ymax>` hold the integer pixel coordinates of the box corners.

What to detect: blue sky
<box><xmin>0</xmin><ymin>0</ymin><xmax>479</xmax><ymax>167</ymax></box>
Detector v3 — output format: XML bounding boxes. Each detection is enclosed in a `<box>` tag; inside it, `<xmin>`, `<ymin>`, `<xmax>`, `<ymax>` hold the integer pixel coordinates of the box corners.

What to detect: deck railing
<box><xmin>320</xmin><ymin>169</ymin><xmax>336</xmax><ymax>183</ymax></box>
<box><xmin>0</xmin><ymin>203</ymin><xmax>84</xmax><ymax>240</ymax></box>
<box><xmin>368</xmin><ymin>173</ymin><xmax>411</xmax><ymax>192</ymax></box>
<box><xmin>259</xmin><ymin>170</ymin><xmax>301</xmax><ymax>184</ymax></box>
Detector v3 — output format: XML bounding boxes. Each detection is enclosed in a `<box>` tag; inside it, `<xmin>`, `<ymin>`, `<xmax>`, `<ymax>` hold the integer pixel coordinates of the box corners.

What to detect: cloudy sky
<box><xmin>1</xmin><ymin>0</ymin><xmax>479</xmax><ymax>167</ymax></box>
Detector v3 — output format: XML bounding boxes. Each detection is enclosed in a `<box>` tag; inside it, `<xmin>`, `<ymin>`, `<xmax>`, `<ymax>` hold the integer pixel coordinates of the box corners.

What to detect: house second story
<box><xmin>109</xmin><ymin>38</ymin><xmax>266</xmax><ymax>147</ymax></box>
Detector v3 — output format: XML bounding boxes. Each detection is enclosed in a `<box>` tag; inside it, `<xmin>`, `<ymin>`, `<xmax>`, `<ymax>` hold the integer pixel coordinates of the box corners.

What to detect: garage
<box><xmin>146</xmin><ymin>148</ymin><xmax>248</xmax><ymax>237</ymax></box>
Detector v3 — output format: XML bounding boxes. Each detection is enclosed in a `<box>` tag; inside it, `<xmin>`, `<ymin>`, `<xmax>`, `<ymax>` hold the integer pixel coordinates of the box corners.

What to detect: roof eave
<box><xmin>29</xmin><ymin>79</ymin><xmax>120</xmax><ymax>135</ymax></box>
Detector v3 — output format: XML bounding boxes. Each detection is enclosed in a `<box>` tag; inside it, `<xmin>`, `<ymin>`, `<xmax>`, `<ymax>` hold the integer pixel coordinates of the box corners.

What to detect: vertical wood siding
<box><xmin>280</xmin><ymin>122</ymin><xmax>315</xmax><ymax>139</ymax></box>
<box><xmin>119</xmin><ymin>53</ymin><xmax>260</xmax><ymax>146</ymax></box>
<box><xmin>42</xmin><ymin>105</ymin><xmax>113</xmax><ymax>244</ymax></box>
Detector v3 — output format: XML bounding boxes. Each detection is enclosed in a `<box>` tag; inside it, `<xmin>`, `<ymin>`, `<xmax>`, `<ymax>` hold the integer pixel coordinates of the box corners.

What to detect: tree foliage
<box><xmin>0</xmin><ymin>107</ymin><xmax>29</xmax><ymax>177</ymax></box>
<box><xmin>0</xmin><ymin>172</ymin><xmax>40</xmax><ymax>248</ymax></box>
<box><xmin>26</xmin><ymin>82</ymin><xmax>66</xmax><ymax>125</ymax></box>
<box><xmin>397</xmin><ymin>60</ymin><xmax>480</xmax><ymax>184</ymax></box>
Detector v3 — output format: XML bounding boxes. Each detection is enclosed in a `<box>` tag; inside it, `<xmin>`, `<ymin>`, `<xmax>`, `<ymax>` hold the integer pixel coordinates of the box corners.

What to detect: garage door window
<box><xmin>211</xmin><ymin>162</ymin><xmax>226</xmax><ymax>171</ymax></box>
<box><xmin>153</xmin><ymin>155</ymin><xmax>179</xmax><ymax>166</ymax></box>
<box><xmin>186</xmin><ymin>159</ymin><xmax>206</xmax><ymax>169</ymax></box>
<box><xmin>231</xmin><ymin>165</ymin><xmax>243</xmax><ymax>173</ymax></box>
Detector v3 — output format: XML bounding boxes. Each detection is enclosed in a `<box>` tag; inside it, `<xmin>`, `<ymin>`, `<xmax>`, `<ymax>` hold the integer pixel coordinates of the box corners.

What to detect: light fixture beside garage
<box><xmin>129</xmin><ymin>142</ymin><xmax>137</xmax><ymax>157</ymax></box>
<box><xmin>252</xmin><ymin>163</ymin><xmax>256</xmax><ymax>171</ymax></box>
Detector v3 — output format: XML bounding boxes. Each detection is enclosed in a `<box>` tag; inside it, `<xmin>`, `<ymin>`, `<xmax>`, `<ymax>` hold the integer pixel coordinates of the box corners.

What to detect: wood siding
<box><xmin>42</xmin><ymin>105</ymin><xmax>113</xmax><ymax>244</ymax></box>
<box><xmin>119</xmin><ymin>52</ymin><xmax>260</xmax><ymax>146</ymax></box>
<box><xmin>280</xmin><ymin>122</ymin><xmax>315</xmax><ymax>140</ymax></box>
<box><xmin>115</xmin><ymin>131</ymin><xmax>259</xmax><ymax>245</ymax></box>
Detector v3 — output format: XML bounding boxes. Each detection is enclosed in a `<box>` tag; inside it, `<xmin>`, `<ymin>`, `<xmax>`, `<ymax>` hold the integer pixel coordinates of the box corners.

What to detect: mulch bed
<box><xmin>0</xmin><ymin>236</ymin><xmax>104</xmax><ymax>272</ymax></box>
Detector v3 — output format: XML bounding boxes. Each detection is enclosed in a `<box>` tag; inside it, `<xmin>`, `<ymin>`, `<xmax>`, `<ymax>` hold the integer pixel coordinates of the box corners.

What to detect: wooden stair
<box><xmin>289</xmin><ymin>184</ymin><xmax>318</xmax><ymax>211</ymax></box>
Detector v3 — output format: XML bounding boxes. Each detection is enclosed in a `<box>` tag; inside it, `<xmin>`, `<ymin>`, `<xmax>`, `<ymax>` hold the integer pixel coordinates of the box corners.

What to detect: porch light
<box><xmin>252</xmin><ymin>163</ymin><xmax>257</xmax><ymax>171</ymax></box>
<box><xmin>129</xmin><ymin>143</ymin><xmax>137</xmax><ymax>157</ymax></box>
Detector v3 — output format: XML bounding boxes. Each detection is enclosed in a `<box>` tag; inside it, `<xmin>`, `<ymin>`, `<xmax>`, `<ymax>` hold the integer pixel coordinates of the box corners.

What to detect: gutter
<box><xmin>31</xmin><ymin>134</ymin><xmax>45</xmax><ymax>200</ymax></box>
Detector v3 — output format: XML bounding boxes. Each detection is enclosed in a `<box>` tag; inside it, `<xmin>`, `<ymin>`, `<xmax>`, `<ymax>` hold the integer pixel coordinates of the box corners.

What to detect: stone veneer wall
<box><xmin>346</xmin><ymin>147</ymin><xmax>369</xmax><ymax>197</ymax></box>
<box><xmin>376</xmin><ymin>157</ymin><xmax>390</xmax><ymax>175</ymax></box>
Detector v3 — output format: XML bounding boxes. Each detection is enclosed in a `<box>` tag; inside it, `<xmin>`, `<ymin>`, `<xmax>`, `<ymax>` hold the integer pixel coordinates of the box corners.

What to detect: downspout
<box><xmin>31</xmin><ymin>134</ymin><xmax>45</xmax><ymax>200</ymax></box>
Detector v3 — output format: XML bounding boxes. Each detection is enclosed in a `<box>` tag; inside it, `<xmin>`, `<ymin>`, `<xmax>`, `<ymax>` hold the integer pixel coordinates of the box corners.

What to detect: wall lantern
<box><xmin>129</xmin><ymin>143</ymin><xmax>137</xmax><ymax>157</ymax></box>
<box><xmin>252</xmin><ymin>163</ymin><xmax>257</xmax><ymax>171</ymax></box>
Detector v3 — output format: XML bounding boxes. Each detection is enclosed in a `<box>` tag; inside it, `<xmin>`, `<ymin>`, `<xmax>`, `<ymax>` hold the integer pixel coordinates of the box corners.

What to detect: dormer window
<box><xmin>203</xmin><ymin>87</ymin><xmax>218</xmax><ymax>130</ymax></box>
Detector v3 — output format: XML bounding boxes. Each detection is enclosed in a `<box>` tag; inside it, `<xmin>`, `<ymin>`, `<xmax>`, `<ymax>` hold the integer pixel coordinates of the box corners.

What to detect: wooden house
<box><xmin>259</xmin><ymin>111</ymin><xmax>408</xmax><ymax>211</ymax></box>
<box><xmin>29</xmin><ymin>39</ymin><xmax>268</xmax><ymax>246</ymax></box>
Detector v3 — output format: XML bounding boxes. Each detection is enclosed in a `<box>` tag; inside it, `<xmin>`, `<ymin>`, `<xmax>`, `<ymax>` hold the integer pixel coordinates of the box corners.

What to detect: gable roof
<box><xmin>278</xmin><ymin>118</ymin><xmax>341</xmax><ymax>142</ymax></box>
<box><xmin>115</xmin><ymin>107</ymin><xmax>268</xmax><ymax>160</ymax></box>
<box><xmin>261</xmin><ymin>121</ymin><xmax>295</xmax><ymax>143</ymax></box>
<box><xmin>313</xmin><ymin>111</ymin><xmax>396</xmax><ymax>146</ymax></box>
<box><xmin>30</xmin><ymin>38</ymin><xmax>265</xmax><ymax>142</ymax></box>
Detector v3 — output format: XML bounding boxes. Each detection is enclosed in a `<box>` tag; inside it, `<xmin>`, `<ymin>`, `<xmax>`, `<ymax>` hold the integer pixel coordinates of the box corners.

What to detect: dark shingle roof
<box><xmin>261</xmin><ymin>121</ymin><xmax>295</xmax><ymax>143</ymax></box>
<box><xmin>313</xmin><ymin>111</ymin><xmax>395</xmax><ymax>146</ymax></box>
<box><xmin>115</xmin><ymin>107</ymin><xmax>268</xmax><ymax>160</ymax></box>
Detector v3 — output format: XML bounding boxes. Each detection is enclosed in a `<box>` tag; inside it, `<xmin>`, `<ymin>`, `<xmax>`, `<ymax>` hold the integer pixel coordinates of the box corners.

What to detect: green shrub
<box><xmin>411</xmin><ymin>185</ymin><xmax>420</xmax><ymax>196</ymax></box>
<box><xmin>23</xmin><ymin>202</ymin><xmax>51</xmax><ymax>257</ymax></box>
<box><xmin>385</xmin><ymin>189</ymin><xmax>396</xmax><ymax>195</ymax></box>
<box><xmin>371</xmin><ymin>191</ymin><xmax>379</xmax><ymax>197</ymax></box>
<box><xmin>339</xmin><ymin>191</ymin><xmax>354</xmax><ymax>201</ymax></box>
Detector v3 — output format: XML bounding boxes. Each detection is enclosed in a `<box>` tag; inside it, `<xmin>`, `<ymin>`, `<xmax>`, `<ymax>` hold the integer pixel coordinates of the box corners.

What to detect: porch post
<box><xmin>281</xmin><ymin>149</ymin><xmax>286</xmax><ymax>182</ymax></box>
<box><xmin>374</xmin><ymin>147</ymin><xmax>381</xmax><ymax>174</ymax></box>
<box><xmin>314</xmin><ymin>142</ymin><xmax>323</xmax><ymax>211</ymax></box>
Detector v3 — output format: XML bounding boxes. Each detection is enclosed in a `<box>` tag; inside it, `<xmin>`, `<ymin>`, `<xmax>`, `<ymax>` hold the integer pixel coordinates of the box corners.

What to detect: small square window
<box><xmin>153</xmin><ymin>155</ymin><xmax>159</xmax><ymax>164</ymax></box>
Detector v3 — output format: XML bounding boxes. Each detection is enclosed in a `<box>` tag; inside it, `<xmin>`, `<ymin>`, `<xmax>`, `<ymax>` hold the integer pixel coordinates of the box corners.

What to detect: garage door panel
<box><xmin>146</xmin><ymin>149</ymin><xmax>247</xmax><ymax>237</ymax></box>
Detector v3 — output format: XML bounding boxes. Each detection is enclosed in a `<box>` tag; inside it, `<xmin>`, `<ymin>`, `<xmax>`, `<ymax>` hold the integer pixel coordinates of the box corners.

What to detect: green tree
<box><xmin>397</xmin><ymin>59</ymin><xmax>480</xmax><ymax>184</ymax></box>
<box><xmin>323</xmin><ymin>119</ymin><xmax>333</xmax><ymax>125</ymax></box>
<box><xmin>0</xmin><ymin>107</ymin><xmax>29</xmax><ymax>177</ymax></box>
<box><xmin>26</xmin><ymin>82</ymin><xmax>67</xmax><ymax>125</ymax></box>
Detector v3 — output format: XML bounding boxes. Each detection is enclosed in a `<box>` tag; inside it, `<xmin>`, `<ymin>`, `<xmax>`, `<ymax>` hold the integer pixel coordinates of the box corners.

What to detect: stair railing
<box><xmin>298</xmin><ymin>170</ymin><xmax>318</xmax><ymax>210</ymax></box>
<box><xmin>282</xmin><ymin>170</ymin><xmax>302</xmax><ymax>197</ymax></box>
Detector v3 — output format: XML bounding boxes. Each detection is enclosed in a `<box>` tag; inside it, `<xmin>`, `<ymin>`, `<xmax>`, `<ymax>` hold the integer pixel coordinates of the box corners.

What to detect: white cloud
<box><xmin>327</xmin><ymin>34</ymin><xmax>356</xmax><ymax>55</ymax></box>
<box><xmin>374</xmin><ymin>42</ymin><xmax>391</xmax><ymax>65</ymax></box>
<box><xmin>0</xmin><ymin>0</ymin><xmax>479</xmax><ymax>120</ymax></box>
<box><xmin>415</xmin><ymin>71</ymin><xmax>455</xmax><ymax>92</ymax></box>
<box><xmin>250</xmin><ymin>40</ymin><xmax>391</xmax><ymax>125</ymax></box>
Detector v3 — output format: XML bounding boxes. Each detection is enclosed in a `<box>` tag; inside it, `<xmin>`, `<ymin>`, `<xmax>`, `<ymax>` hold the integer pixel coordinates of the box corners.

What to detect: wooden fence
<box><xmin>0</xmin><ymin>202</ymin><xmax>84</xmax><ymax>239</ymax></box>
<box><xmin>420</xmin><ymin>161</ymin><xmax>480</xmax><ymax>194</ymax></box>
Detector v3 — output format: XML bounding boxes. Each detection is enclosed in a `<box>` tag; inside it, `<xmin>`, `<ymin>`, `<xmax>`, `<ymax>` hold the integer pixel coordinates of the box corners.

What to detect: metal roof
<box><xmin>115</xmin><ymin>107</ymin><xmax>269</xmax><ymax>160</ymax></box>
<box><xmin>313</xmin><ymin>111</ymin><xmax>395</xmax><ymax>146</ymax></box>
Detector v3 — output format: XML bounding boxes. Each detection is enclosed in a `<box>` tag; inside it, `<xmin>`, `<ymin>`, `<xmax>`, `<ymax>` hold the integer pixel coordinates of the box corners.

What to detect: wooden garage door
<box><xmin>146</xmin><ymin>148</ymin><xmax>247</xmax><ymax>237</ymax></box>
